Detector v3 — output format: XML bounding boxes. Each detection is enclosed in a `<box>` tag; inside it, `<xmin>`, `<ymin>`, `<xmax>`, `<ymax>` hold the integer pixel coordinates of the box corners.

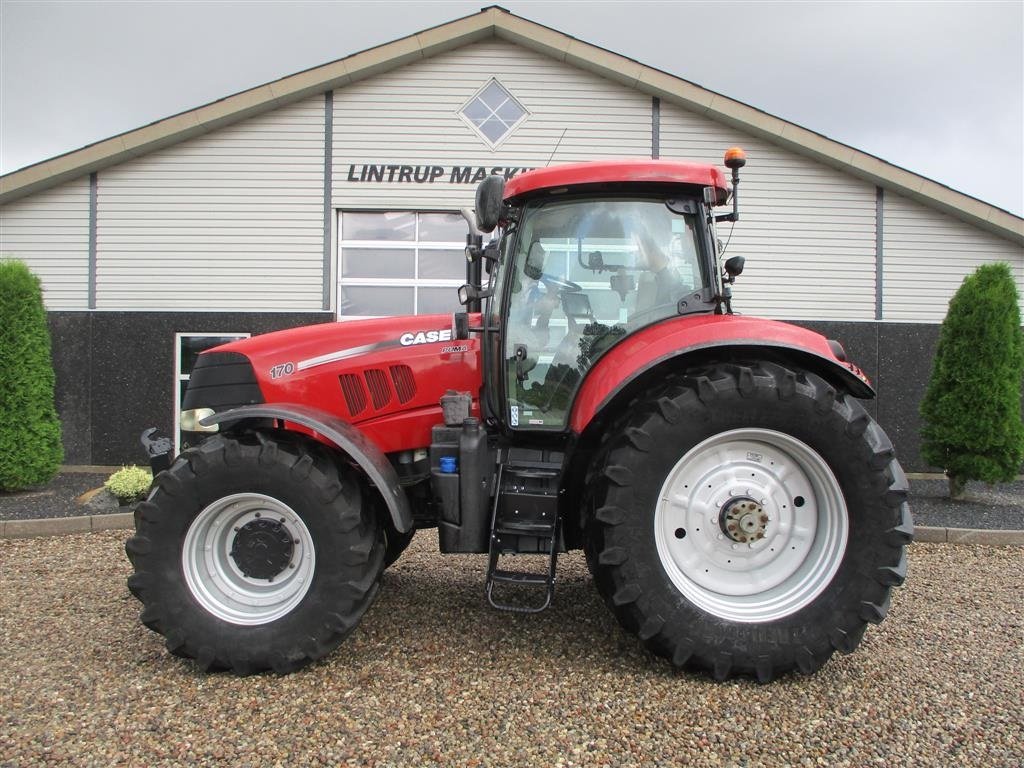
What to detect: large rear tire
<box><xmin>126</xmin><ymin>432</ymin><xmax>384</xmax><ymax>674</ymax></box>
<box><xmin>584</xmin><ymin>361</ymin><xmax>912</xmax><ymax>682</ymax></box>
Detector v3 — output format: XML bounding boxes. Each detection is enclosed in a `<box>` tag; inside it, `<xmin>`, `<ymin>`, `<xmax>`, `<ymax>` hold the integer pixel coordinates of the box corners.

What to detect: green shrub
<box><xmin>105</xmin><ymin>465</ymin><xmax>153</xmax><ymax>503</ymax></box>
<box><xmin>0</xmin><ymin>260</ymin><xmax>63</xmax><ymax>490</ymax></box>
<box><xmin>920</xmin><ymin>263</ymin><xmax>1024</xmax><ymax>497</ymax></box>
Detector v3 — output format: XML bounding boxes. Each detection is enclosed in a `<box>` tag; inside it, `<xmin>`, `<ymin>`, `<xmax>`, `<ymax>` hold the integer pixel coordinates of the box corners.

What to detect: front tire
<box><xmin>382</xmin><ymin>527</ymin><xmax>415</xmax><ymax>569</ymax></box>
<box><xmin>126</xmin><ymin>432</ymin><xmax>384</xmax><ymax>674</ymax></box>
<box><xmin>584</xmin><ymin>361</ymin><xmax>912</xmax><ymax>682</ymax></box>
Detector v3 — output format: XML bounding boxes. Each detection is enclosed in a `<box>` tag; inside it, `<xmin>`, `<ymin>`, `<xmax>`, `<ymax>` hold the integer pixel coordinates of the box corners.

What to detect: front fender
<box><xmin>570</xmin><ymin>315</ymin><xmax>874</xmax><ymax>433</ymax></box>
<box><xmin>201</xmin><ymin>403</ymin><xmax>413</xmax><ymax>533</ymax></box>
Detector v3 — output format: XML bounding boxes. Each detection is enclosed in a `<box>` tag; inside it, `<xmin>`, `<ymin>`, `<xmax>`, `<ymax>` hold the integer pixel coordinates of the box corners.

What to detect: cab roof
<box><xmin>503</xmin><ymin>159</ymin><xmax>730</xmax><ymax>203</ymax></box>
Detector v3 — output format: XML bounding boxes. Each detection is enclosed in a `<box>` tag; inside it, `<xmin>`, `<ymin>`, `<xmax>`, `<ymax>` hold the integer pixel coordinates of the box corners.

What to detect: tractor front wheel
<box><xmin>126</xmin><ymin>432</ymin><xmax>384</xmax><ymax>674</ymax></box>
<box><xmin>584</xmin><ymin>361</ymin><xmax>912</xmax><ymax>682</ymax></box>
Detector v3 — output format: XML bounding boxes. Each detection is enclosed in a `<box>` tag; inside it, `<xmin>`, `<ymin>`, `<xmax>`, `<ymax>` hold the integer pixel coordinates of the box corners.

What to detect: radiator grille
<box><xmin>339</xmin><ymin>374</ymin><xmax>367</xmax><ymax>417</ymax></box>
<box><xmin>389</xmin><ymin>365</ymin><xmax>416</xmax><ymax>404</ymax></box>
<box><xmin>364</xmin><ymin>368</ymin><xmax>391</xmax><ymax>410</ymax></box>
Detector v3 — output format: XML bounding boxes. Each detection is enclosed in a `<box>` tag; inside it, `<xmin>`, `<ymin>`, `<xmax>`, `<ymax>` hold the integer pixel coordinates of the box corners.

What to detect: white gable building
<box><xmin>1</xmin><ymin>7</ymin><xmax>1021</xmax><ymax>468</ymax></box>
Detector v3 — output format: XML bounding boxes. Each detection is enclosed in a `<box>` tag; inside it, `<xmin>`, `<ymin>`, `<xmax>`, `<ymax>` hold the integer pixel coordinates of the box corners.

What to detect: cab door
<box><xmin>495</xmin><ymin>196</ymin><xmax>711</xmax><ymax>433</ymax></box>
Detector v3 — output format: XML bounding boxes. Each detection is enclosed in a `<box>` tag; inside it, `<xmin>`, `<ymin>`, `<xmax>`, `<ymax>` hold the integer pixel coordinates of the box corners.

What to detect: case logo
<box><xmin>399</xmin><ymin>329</ymin><xmax>452</xmax><ymax>346</ymax></box>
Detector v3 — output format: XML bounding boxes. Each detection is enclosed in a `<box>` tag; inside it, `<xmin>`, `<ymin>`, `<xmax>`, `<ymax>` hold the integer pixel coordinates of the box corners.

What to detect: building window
<box><xmin>459</xmin><ymin>79</ymin><xmax>528</xmax><ymax>146</ymax></box>
<box><xmin>175</xmin><ymin>332</ymin><xmax>249</xmax><ymax>455</ymax></box>
<box><xmin>338</xmin><ymin>211</ymin><xmax>470</xmax><ymax>318</ymax></box>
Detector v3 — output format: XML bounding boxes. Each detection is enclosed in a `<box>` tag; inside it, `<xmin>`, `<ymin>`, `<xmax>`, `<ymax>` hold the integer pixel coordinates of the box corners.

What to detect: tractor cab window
<box><xmin>503</xmin><ymin>197</ymin><xmax>707</xmax><ymax>430</ymax></box>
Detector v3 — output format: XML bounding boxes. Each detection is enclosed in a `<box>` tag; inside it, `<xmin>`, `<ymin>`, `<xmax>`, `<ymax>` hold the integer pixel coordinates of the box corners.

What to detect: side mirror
<box><xmin>475</xmin><ymin>175</ymin><xmax>505</xmax><ymax>233</ymax></box>
<box><xmin>724</xmin><ymin>255</ymin><xmax>745</xmax><ymax>281</ymax></box>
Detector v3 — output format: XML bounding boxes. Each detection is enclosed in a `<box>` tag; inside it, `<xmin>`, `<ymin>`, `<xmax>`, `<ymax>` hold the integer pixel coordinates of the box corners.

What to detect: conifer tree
<box><xmin>920</xmin><ymin>263</ymin><xmax>1024</xmax><ymax>498</ymax></box>
<box><xmin>0</xmin><ymin>260</ymin><xmax>63</xmax><ymax>490</ymax></box>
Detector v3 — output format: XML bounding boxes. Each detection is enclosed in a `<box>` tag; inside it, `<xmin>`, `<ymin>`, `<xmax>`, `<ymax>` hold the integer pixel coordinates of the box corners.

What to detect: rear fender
<box><xmin>570</xmin><ymin>315</ymin><xmax>874</xmax><ymax>434</ymax></box>
<box><xmin>201</xmin><ymin>403</ymin><xmax>413</xmax><ymax>533</ymax></box>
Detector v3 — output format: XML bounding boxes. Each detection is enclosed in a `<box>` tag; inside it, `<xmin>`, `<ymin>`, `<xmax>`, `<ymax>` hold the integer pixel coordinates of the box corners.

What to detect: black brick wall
<box><xmin>47</xmin><ymin>311</ymin><xmax>333</xmax><ymax>466</ymax></box>
<box><xmin>45</xmin><ymin>312</ymin><xmax>1008</xmax><ymax>472</ymax></box>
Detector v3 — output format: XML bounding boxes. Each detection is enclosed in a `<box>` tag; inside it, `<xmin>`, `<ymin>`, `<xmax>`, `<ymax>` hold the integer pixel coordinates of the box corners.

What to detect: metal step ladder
<box><xmin>485</xmin><ymin>456</ymin><xmax>562</xmax><ymax>613</ymax></box>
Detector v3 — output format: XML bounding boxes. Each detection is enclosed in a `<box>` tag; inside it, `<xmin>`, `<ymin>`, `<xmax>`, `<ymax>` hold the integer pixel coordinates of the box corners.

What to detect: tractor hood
<box><xmin>215</xmin><ymin>314</ymin><xmax>468</xmax><ymax>372</ymax></box>
<box><xmin>192</xmin><ymin>314</ymin><xmax>483</xmax><ymax>453</ymax></box>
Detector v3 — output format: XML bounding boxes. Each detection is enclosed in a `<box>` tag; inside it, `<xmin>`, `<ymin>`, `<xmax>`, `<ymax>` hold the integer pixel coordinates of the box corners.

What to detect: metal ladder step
<box><xmin>495</xmin><ymin>519</ymin><xmax>557</xmax><ymax>536</ymax></box>
<box><xmin>485</xmin><ymin>460</ymin><xmax>561</xmax><ymax>614</ymax></box>
<box><xmin>490</xmin><ymin>569</ymin><xmax>549</xmax><ymax>586</ymax></box>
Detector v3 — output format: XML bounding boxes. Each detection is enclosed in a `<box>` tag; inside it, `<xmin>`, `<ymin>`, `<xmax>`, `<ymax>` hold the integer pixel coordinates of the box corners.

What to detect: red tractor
<box><xmin>127</xmin><ymin>149</ymin><xmax>911</xmax><ymax>681</ymax></box>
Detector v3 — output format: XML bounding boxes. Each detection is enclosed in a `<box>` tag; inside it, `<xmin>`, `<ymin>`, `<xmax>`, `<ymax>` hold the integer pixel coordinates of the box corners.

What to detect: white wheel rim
<box><xmin>182</xmin><ymin>493</ymin><xmax>316</xmax><ymax>626</ymax></box>
<box><xmin>654</xmin><ymin>429</ymin><xmax>848</xmax><ymax>623</ymax></box>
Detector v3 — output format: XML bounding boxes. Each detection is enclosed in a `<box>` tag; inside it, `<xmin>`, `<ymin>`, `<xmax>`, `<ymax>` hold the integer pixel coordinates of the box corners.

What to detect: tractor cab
<box><xmin>459</xmin><ymin>155</ymin><xmax>742</xmax><ymax>433</ymax></box>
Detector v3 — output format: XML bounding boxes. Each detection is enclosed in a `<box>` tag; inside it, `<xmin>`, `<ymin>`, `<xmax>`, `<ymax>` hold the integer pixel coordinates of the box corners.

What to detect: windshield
<box><xmin>500</xmin><ymin>196</ymin><xmax>708</xmax><ymax>430</ymax></box>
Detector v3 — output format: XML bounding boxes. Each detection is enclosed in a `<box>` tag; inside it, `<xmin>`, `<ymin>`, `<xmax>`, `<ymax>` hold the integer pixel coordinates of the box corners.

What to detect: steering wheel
<box><xmin>540</xmin><ymin>273</ymin><xmax>582</xmax><ymax>293</ymax></box>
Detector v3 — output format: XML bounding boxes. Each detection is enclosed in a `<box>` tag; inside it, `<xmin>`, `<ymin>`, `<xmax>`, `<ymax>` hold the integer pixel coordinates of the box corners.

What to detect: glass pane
<box><xmin>418</xmin><ymin>213</ymin><xmax>468</xmax><ymax>243</ymax></box>
<box><xmin>461</xmin><ymin>99</ymin><xmax>490</xmax><ymax>123</ymax></box>
<box><xmin>180</xmin><ymin>335</ymin><xmax>245</xmax><ymax>375</ymax></box>
<box><xmin>502</xmin><ymin>197</ymin><xmax>706</xmax><ymax>430</ymax></box>
<box><xmin>419</xmin><ymin>249</ymin><xmax>466</xmax><ymax>280</ymax></box>
<box><xmin>339</xmin><ymin>286</ymin><xmax>414</xmax><ymax>316</ymax></box>
<box><xmin>341</xmin><ymin>248</ymin><xmax>415</xmax><ymax>279</ymax></box>
<box><xmin>478</xmin><ymin>81</ymin><xmax>510</xmax><ymax>109</ymax></box>
<box><xmin>587</xmin><ymin>288</ymin><xmax>628</xmax><ymax>324</ymax></box>
<box><xmin>496</xmin><ymin>100</ymin><xmax>525</xmax><ymax>123</ymax></box>
<box><xmin>479</xmin><ymin>117</ymin><xmax>508</xmax><ymax>143</ymax></box>
<box><xmin>342</xmin><ymin>211</ymin><xmax>415</xmax><ymax>241</ymax></box>
<box><xmin>417</xmin><ymin>286</ymin><xmax>462</xmax><ymax>315</ymax></box>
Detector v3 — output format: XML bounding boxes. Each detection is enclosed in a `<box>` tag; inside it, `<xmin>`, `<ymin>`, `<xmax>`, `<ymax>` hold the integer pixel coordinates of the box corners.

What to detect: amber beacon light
<box><xmin>724</xmin><ymin>146</ymin><xmax>747</xmax><ymax>169</ymax></box>
<box><xmin>717</xmin><ymin>147</ymin><xmax>747</xmax><ymax>222</ymax></box>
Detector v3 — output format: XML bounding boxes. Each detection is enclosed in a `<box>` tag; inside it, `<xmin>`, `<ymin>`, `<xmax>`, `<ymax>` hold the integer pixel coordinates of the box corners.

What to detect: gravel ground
<box><xmin>1</xmin><ymin>531</ymin><xmax>1022</xmax><ymax>767</ymax></box>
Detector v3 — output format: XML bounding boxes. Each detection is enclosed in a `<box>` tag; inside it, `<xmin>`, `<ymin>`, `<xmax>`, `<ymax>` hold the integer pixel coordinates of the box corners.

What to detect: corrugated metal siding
<box><xmin>660</xmin><ymin>105</ymin><xmax>877</xmax><ymax>321</ymax></box>
<box><xmin>332</xmin><ymin>40</ymin><xmax>652</xmax><ymax>209</ymax></box>
<box><xmin>0</xmin><ymin>177</ymin><xmax>90</xmax><ymax>309</ymax></box>
<box><xmin>95</xmin><ymin>96</ymin><xmax>324</xmax><ymax>310</ymax></box>
<box><xmin>882</xmin><ymin>192</ymin><xmax>1024</xmax><ymax>322</ymax></box>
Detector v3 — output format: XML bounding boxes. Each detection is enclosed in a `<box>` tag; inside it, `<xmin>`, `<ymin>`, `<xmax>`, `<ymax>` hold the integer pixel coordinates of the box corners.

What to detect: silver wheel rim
<box><xmin>654</xmin><ymin>428</ymin><xmax>848</xmax><ymax>623</ymax></box>
<box><xmin>182</xmin><ymin>493</ymin><xmax>315</xmax><ymax>626</ymax></box>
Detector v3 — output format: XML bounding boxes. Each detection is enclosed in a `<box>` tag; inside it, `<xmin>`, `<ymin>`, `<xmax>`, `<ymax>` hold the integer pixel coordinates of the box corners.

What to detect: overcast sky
<box><xmin>1</xmin><ymin>0</ymin><xmax>1021</xmax><ymax>216</ymax></box>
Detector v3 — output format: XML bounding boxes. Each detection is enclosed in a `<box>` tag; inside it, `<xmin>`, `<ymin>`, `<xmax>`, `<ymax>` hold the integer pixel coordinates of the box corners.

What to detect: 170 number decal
<box><xmin>269</xmin><ymin>362</ymin><xmax>295</xmax><ymax>379</ymax></box>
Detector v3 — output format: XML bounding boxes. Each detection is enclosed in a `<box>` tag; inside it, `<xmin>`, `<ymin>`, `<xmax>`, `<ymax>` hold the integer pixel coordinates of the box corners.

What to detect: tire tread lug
<box><xmin>860</xmin><ymin>593</ymin><xmax>892</xmax><ymax>624</ymax></box>
<box><xmin>638</xmin><ymin>615</ymin><xmax>664</xmax><ymax>641</ymax></box>
<box><xmin>612</xmin><ymin>584</ymin><xmax>642</xmax><ymax>606</ymax></box>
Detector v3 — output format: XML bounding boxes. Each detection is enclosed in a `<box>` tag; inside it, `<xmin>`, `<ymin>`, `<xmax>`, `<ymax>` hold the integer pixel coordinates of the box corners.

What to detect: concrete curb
<box><xmin>1</xmin><ymin>515</ymin><xmax>1022</xmax><ymax>545</ymax></box>
<box><xmin>2</xmin><ymin>512</ymin><xmax>134</xmax><ymax>539</ymax></box>
<box><xmin>910</xmin><ymin>526</ymin><xmax>1024</xmax><ymax>546</ymax></box>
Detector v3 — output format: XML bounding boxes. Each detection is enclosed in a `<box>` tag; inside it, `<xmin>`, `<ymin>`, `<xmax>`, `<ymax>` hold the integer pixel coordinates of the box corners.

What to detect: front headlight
<box><xmin>180</xmin><ymin>408</ymin><xmax>219</xmax><ymax>433</ymax></box>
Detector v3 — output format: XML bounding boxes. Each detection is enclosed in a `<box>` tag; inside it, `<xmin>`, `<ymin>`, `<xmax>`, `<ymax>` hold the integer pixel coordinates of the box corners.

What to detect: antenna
<box><xmin>546</xmin><ymin>128</ymin><xmax>568</xmax><ymax>167</ymax></box>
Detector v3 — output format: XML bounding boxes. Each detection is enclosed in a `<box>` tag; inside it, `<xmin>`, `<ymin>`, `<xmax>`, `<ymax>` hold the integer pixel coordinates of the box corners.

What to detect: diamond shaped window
<box><xmin>460</xmin><ymin>79</ymin><xmax>527</xmax><ymax>146</ymax></box>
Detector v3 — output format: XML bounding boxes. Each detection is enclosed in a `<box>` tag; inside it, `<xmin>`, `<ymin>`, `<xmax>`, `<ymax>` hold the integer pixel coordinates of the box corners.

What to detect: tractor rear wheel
<box><xmin>584</xmin><ymin>361</ymin><xmax>911</xmax><ymax>682</ymax></box>
<box><xmin>126</xmin><ymin>432</ymin><xmax>384</xmax><ymax>674</ymax></box>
